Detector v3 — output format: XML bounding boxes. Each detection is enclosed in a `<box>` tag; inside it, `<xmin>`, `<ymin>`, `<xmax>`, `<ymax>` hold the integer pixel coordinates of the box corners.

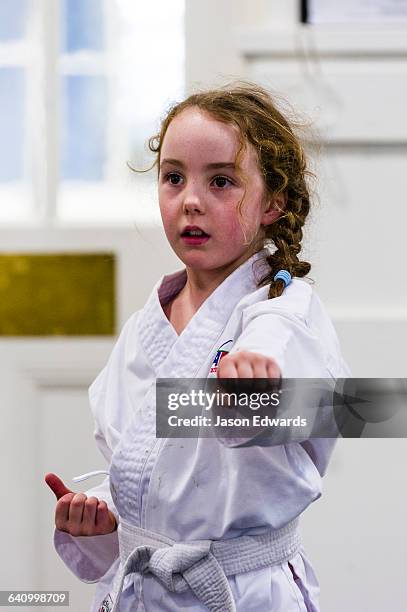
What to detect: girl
<box><xmin>46</xmin><ymin>82</ymin><xmax>350</xmax><ymax>611</ymax></box>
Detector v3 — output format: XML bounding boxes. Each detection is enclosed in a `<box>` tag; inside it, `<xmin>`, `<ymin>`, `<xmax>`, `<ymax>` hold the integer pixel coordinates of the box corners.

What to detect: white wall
<box><xmin>185</xmin><ymin>0</ymin><xmax>299</xmax><ymax>91</ymax></box>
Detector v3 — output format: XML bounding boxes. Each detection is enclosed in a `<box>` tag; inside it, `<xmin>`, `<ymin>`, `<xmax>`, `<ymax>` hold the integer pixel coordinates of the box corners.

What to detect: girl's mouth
<box><xmin>181</xmin><ymin>228</ymin><xmax>211</xmax><ymax>246</ymax></box>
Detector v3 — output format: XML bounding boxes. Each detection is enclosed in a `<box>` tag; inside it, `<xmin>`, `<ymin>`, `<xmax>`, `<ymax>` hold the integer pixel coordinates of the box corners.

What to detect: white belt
<box><xmin>109</xmin><ymin>516</ymin><xmax>301</xmax><ymax>612</ymax></box>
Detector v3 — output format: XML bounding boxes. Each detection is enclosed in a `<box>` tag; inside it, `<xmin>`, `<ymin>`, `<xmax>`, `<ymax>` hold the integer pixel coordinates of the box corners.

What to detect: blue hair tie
<box><xmin>274</xmin><ymin>270</ymin><xmax>292</xmax><ymax>288</ymax></box>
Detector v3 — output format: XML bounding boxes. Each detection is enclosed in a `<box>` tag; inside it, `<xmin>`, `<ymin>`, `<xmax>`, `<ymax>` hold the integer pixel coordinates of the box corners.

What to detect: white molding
<box><xmin>31</xmin><ymin>0</ymin><xmax>60</xmax><ymax>224</ymax></box>
<box><xmin>237</xmin><ymin>25</ymin><xmax>407</xmax><ymax>58</ymax></box>
<box><xmin>0</xmin><ymin>339</ymin><xmax>115</xmax><ymax>388</ymax></box>
<box><xmin>331</xmin><ymin>310</ymin><xmax>407</xmax><ymax>323</ymax></box>
<box><xmin>0</xmin><ymin>225</ymin><xmax>140</xmax><ymax>246</ymax></box>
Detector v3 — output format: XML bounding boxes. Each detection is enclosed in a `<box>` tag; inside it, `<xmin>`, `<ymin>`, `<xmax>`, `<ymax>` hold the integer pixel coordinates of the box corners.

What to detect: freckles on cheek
<box><xmin>228</xmin><ymin>213</ymin><xmax>245</xmax><ymax>236</ymax></box>
<box><xmin>227</xmin><ymin>225</ymin><xmax>242</xmax><ymax>241</ymax></box>
<box><xmin>219</xmin><ymin>220</ymin><xmax>246</xmax><ymax>249</ymax></box>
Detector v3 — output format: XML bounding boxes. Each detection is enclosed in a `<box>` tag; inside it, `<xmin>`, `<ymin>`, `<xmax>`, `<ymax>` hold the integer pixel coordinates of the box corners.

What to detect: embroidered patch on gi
<box><xmin>98</xmin><ymin>593</ymin><xmax>113</xmax><ymax>612</ymax></box>
<box><xmin>209</xmin><ymin>339</ymin><xmax>234</xmax><ymax>376</ymax></box>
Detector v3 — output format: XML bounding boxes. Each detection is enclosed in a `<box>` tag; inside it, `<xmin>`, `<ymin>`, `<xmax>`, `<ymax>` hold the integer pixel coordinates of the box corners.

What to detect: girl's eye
<box><xmin>166</xmin><ymin>172</ymin><xmax>183</xmax><ymax>185</ymax></box>
<box><xmin>163</xmin><ymin>173</ymin><xmax>233</xmax><ymax>188</ymax></box>
<box><xmin>212</xmin><ymin>175</ymin><xmax>233</xmax><ymax>188</ymax></box>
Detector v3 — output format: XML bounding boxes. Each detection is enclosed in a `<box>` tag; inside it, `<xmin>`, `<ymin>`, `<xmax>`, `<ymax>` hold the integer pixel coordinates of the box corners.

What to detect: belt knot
<box><xmin>113</xmin><ymin>538</ymin><xmax>236</xmax><ymax>611</ymax></box>
<box><xmin>126</xmin><ymin>540</ymin><xmax>212</xmax><ymax>593</ymax></box>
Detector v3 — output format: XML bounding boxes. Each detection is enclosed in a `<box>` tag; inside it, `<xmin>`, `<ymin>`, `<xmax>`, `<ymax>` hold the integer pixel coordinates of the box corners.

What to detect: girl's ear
<box><xmin>261</xmin><ymin>192</ymin><xmax>287</xmax><ymax>226</ymax></box>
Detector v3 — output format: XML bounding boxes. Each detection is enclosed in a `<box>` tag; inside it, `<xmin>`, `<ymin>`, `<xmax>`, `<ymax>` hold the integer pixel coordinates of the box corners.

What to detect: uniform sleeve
<box><xmin>215</xmin><ymin>296</ymin><xmax>345</xmax><ymax>476</ymax></box>
<box><xmin>53</xmin><ymin>313</ymin><xmax>139</xmax><ymax>582</ymax></box>
<box><xmin>230</xmin><ymin>304</ymin><xmax>331</xmax><ymax>378</ymax></box>
<box><xmin>53</xmin><ymin>477</ymin><xmax>119</xmax><ymax>583</ymax></box>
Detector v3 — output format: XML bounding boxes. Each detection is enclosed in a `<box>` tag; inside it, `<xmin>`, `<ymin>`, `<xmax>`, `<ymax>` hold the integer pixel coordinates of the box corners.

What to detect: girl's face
<box><xmin>158</xmin><ymin>107</ymin><xmax>280</xmax><ymax>278</ymax></box>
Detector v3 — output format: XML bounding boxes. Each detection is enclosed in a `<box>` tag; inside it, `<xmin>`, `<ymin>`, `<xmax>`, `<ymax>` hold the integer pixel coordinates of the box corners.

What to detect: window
<box><xmin>0</xmin><ymin>0</ymin><xmax>31</xmax><ymax>221</ymax></box>
<box><xmin>0</xmin><ymin>0</ymin><xmax>185</xmax><ymax>225</ymax></box>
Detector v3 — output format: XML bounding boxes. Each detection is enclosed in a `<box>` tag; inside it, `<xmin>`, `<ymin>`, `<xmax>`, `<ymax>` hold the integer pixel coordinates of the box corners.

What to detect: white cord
<box><xmin>72</xmin><ymin>469</ymin><xmax>110</xmax><ymax>483</ymax></box>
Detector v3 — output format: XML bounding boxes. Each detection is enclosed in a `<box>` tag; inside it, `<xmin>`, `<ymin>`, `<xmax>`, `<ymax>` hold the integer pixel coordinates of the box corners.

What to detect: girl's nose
<box><xmin>183</xmin><ymin>192</ymin><xmax>205</xmax><ymax>215</ymax></box>
<box><xmin>183</xmin><ymin>200</ymin><xmax>204</xmax><ymax>215</ymax></box>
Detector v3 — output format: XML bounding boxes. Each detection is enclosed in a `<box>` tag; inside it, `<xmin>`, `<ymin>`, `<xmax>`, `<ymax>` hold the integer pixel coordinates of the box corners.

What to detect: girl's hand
<box><xmin>45</xmin><ymin>473</ymin><xmax>117</xmax><ymax>537</ymax></box>
<box><xmin>217</xmin><ymin>350</ymin><xmax>281</xmax><ymax>379</ymax></box>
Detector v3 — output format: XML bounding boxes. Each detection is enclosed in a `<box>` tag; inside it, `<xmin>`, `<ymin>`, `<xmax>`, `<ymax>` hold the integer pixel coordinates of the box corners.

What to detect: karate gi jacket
<box><xmin>54</xmin><ymin>250</ymin><xmax>351</xmax><ymax>611</ymax></box>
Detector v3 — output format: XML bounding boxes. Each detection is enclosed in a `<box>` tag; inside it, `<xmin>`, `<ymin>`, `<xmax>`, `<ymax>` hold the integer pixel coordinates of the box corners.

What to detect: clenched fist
<box><xmin>217</xmin><ymin>350</ymin><xmax>281</xmax><ymax>379</ymax></box>
<box><xmin>45</xmin><ymin>473</ymin><xmax>117</xmax><ymax>537</ymax></box>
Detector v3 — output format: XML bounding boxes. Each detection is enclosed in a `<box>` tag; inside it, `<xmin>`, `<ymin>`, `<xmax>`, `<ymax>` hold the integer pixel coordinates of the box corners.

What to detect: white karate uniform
<box><xmin>54</xmin><ymin>250</ymin><xmax>351</xmax><ymax>611</ymax></box>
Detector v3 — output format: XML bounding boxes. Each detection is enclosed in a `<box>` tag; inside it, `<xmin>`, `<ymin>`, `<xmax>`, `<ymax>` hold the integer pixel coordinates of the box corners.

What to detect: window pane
<box><xmin>61</xmin><ymin>0</ymin><xmax>104</xmax><ymax>52</ymax></box>
<box><xmin>61</xmin><ymin>75</ymin><xmax>107</xmax><ymax>180</ymax></box>
<box><xmin>0</xmin><ymin>0</ymin><xmax>28</xmax><ymax>41</ymax></box>
<box><xmin>0</xmin><ymin>68</ymin><xmax>24</xmax><ymax>181</ymax></box>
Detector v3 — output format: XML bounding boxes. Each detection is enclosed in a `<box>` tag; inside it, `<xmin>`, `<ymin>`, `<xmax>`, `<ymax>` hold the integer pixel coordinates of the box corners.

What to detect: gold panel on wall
<box><xmin>0</xmin><ymin>253</ymin><xmax>115</xmax><ymax>336</ymax></box>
